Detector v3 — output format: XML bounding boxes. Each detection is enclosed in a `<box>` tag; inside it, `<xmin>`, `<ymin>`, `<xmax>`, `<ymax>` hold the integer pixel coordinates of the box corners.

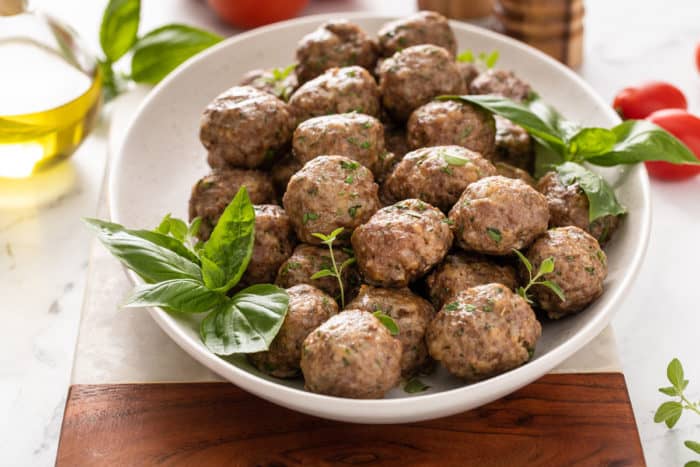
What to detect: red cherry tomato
<box><xmin>613</xmin><ymin>81</ymin><xmax>687</xmax><ymax>119</ymax></box>
<box><xmin>206</xmin><ymin>0</ymin><xmax>309</xmax><ymax>29</ymax></box>
<box><xmin>644</xmin><ymin>109</ymin><xmax>700</xmax><ymax>181</ymax></box>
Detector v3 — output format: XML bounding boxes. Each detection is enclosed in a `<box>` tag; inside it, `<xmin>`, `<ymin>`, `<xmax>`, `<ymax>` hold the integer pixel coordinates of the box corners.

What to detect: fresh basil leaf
<box><xmin>534</xmin><ymin>141</ymin><xmax>566</xmax><ymax>178</ymax></box>
<box><xmin>654</xmin><ymin>401</ymin><xmax>683</xmax><ymax>425</ymax></box>
<box><xmin>404</xmin><ymin>377</ymin><xmax>430</xmax><ymax>393</ymax></box>
<box><xmin>569</xmin><ymin>127</ymin><xmax>617</xmax><ymax>159</ymax></box>
<box><xmin>187</xmin><ymin>217</ymin><xmax>202</xmax><ymax>241</ymax></box>
<box><xmin>100</xmin><ymin>0</ymin><xmax>140</xmax><ymax>62</ymax></box>
<box><xmin>685</xmin><ymin>441</ymin><xmax>700</xmax><ymax>455</ymax></box>
<box><xmin>373</xmin><ymin>311</ymin><xmax>399</xmax><ymax>336</ymax></box>
<box><xmin>98</xmin><ymin>60</ymin><xmax>124</xmax><ymax>102</ymax></box>
<box><xmin>200</xmin><ymin>284</ymin><xmax>289</xmax><ymax>355</ymax></box>
<box><xmin>131</xmin><ymin>24</ymin><xmax>222</xmax><ymax>84</ymax></box>
<box><xmin>156</xmin><ymin>213</ymin><xmax>172</xmax><ymax>235</ymax></box>
<box><xmin>686</xmin><ymin>461</ymin><xmax>700</xmax><ymax>467</ymax></box>
<box><xmin>441</xmin><ymin>95</ymin><xmax>566</xmax><ymax>150</ymax></box>
<box><xmin>168</xmin><ymin>217</ymin><xmax>188</xmax><ymax>241</ymax></box>
<box><xmin>84</xmin><ymin>218</ymin><xmax>201</xmax><ymax>282</ymax></box>
<box><xmin>456</xmin><ymin>49</ymin><xmax>474</xmax><ymax>63</ymax></box>
<box><xmin>124</xmin><ymin>278</ymin><xmax>226</xmax><ymax>313</ymax></box>
<box><xmin>310</xmin><ymin>269</ymin><xmax>336</xmax><ymax>280</ymax></box>
<box><xmin>586</xmin><ymin>120</ymin><xmax>700</xmax><ymax>167</ymax></box>
<box><xmin>555</xmin><ymin>162</ymin><xmax>626</xmax><ymax>221</ymax></box>
<box><xmin>528</xmin><ymin>97</ymin><xmax>577</xmax><ymax>141</ymax></box>
<box><xmin>512</xmin><ymin>249</ymin><xmax>532</xmax><ymax>275</ymax></box>
<box><xmin>200</xmin><ymin>187</ymin><xmax>255</xmax><ymax>292</ymax></box>
<box><xmin>667</xmin><ymin>358</ymin><xmax>685</xmax><ymax>389</ymax></box>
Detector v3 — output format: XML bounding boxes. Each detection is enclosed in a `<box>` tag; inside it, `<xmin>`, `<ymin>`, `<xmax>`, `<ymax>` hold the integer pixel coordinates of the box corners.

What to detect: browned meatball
<box><xmin>347</xmin><ymin>285</ymin><xmax>436</xmax><ymax>377</ymax></box>
<box><xmin>295</xmin><ymin>20</ymin><xmax>378</xmax><ymax>84</ymax></box>
<box><xmin>292</xmin><ymin>113</ymin><xmax>385</xmax><ymax>174</ymax></box>
<box><xmin>426</xmin><ymin>283</ymin><xmax>541</xmax><ymax>381</ymax></box>
<box><xmin>495</xmin><ymin>162</ymin><xmax>535</xmax><ymax>186</ymax></box>
<box><xmin>188</xmin><ymin>169</ymin><xmax>277</xmax><ymax>240</ymax></box>
<box><xmin>425</xmin><ymin>252</ymin><xmax>518</xmax><ymax>308</ymax></box>
<box><xmin>288</xmin><ymin>66</ymin><xmax>381</xmax><ymax>125</ymax></box>
<box><xmin>248</xmin><ymin>284</ymin><xmax>337</xmax><ymax>378</ymax></box>
<box><xmin>238</xmin><ymin>67</ymin><xmax>298</xmax><ymax>101</ymax></box>
<box><xmin>242</xmin><ymin>205</ymin><xmax>296</xmax><ymax>285</ymax></box>
<box><xmin>457</xmin><ymin>61</ymin><xmax>480</xmax><ymax>90</ymax></box>
<box><xmin>276</xmin><ymin>243</ymin><xmax>361</xmax><ymax>302</ymax></box>
<box><xmin>469</xmin><ymin>69</ymin><xmax>532</xmax><ymax>103</ymax></box>
<box><xmin>377</xmin><ymin>11</ymin><xmax>457</xmax><ymax>58</ymax></box>
<box><xmin>525</xmin><ymin>226</ymin><xmax>608</xmax><ymax>319</ymax></box>
<box><xmin>352</xmin><ymin>199</ymin><xmax>453</xmax><ymax>287</ymax></box>
<box><xmin>283</xmin><ymin>156</ymin><xmax>381</xmax><ymax>245</ymax></box>
<box><xmin>536</xmin><ymin>171</ymin><xmax>620</xmax><ymax>244</ymax></box>
<box><xmin>378</xmin><ymin>45</ymin><xmax>462</xmax><ymax>121</ymax></box>
<box><xmin>382</xmin><ymin>145</ymin><xmax>497</xmax><ymax>212</ymax></box>
<box><xmin>407</xmin><ymin>100</ymin><xmax>496</xmax><ymax>158</ymax></box>
<box><xmin>300</xmin><ymin>309</ymin><xmax>402</xmax><ymax>398</ymax></box>
<box><xmin>270</xmin><ymin>153</ymin><xmax>303</xmax><ymax>201</ymax></box>
<box><xmin>199</xmin><ymin>86</ymin><xmax>294</xmax><ymax>169</ymax></box>
<box><xmin>448</xmin><ymin>176</ymin><xmax>549</xmax><ymax>255</ymax></box>
<box><xmin>375</xmin><ymin>152</ymin><xmax>399</xmax><ymax>186</ymax></box>
<box><xmin>494</xmin><ymin>116</ymin><xmax>534</xmax><ymax>171</ymax></box>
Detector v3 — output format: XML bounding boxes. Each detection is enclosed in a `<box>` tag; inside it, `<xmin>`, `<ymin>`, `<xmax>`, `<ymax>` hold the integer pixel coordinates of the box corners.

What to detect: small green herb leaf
<box><xmin>373</xmin><ymin>311</ymin><xmax>399</xmax><ymax>336</ymax></box>
<box><xmin>404</xmin><ymin>377</ymin><xmax>430</xmax><ymax>393</ymax></box>
<box><xmin>667</xmin><ymin>358</ymin><xmax>685</xmax><ymax>389</ymax></box>
<box><xmin>440</xmin><ymin>150</ymin><xmax>472</xmax><ymax>166</ymax></box>
<box><xmin>654</xmin><ymin>401</ymin><xmax>683</xmax><ymax>426</ymax></box>
<box><xmin>303</xmin><ymin>212</ymin><xmax>319</xmax><ymax>224</ymax></box>
<box><xmin>685</xmin><ymin>441</ymin><xmax>700</xmax><ymax>455</ymax></box>
<box><xmin>685</xmin><ymin>461</ymin><xmax>700</xmax><ymax>467</ymax></box>
<box><xmin>131</xmin><ymin>24</ymin><xmax>222</xmax><ymax>84</ymax></box>
<box><xmin>486</xmin><ymin>227</ymin><xmax>502</xmax><ymax>243</ymax></box>
<box><xmin>512</xmin><ymin>249</ymin><xmax>532</xmax><ymax>275</ymax></box>
<box><xmin>200</xmin><ymin>187</ymin><xmax>255</xmax><ymax>292</ymax></box>
<box><xmin>456</xmin><ymin>49</ymin><xmax>474</xmax><ymax>63</ymax></box>
<box><xmin>539</xmin><ymin>280</ymin><xmax>566</xmax><ymax>302</ymax></box>
<box><xmin>538</xmin><ymin>257</ymin><xmax>555</xmax><ymax>275</ymax></box>
<box><xmin>482</xmin><ymin>50</ymin><xmax>499</xmax><ymax>68</ymax></box>
<box><xmin>84</xmin><ymin>218</ymin><xmax>201</xmax><ymax>283</ymax></box>
<box><xmin>100</xmin><ymin>0</ymin><xmax>140</xmax><ymax>62</ymax></box>
<box><xmin>555</xmin><ymin>162</ymin><xmax>626</xmax><ymax>222</ymax></box>
<box><xmin>310</xmin><ymin>269</ymin><xmax>336</xmax><ymax>280</ymax></box>
<box><xmin>200</xmin><ymin>284</ymin><xmax>289</xmax><ymax>355</ymax></box>
<box><xmin>658</xmin><ymin>386</ymin><xmax>678</xmax><ymax>397</ymax></box>
<box><xmin>124</xmin><ymin>278</ymin><xmax>226</xmax><ymax>313</ymax></box>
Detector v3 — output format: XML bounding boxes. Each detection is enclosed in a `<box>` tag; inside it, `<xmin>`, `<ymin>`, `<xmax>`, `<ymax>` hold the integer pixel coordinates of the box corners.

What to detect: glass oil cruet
<box><xmin>0</xmin><ymin>0</ymin><xmax>101</xmax><ymax>179</ymax></box>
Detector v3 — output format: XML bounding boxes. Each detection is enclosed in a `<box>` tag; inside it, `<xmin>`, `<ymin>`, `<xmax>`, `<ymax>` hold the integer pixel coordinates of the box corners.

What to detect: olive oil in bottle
<box><xmin>0</xmin><ymin>0</ymin><xmax>101</xmax><ymax>178</ymax></box>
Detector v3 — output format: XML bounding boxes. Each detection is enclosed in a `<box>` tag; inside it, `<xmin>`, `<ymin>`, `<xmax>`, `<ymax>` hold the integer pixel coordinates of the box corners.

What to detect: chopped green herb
<box><xmin>340</xmin><ymin>160</ymin><xmax>359</xmax><ymax>170</ymax></box>
<box><xmin>344</xmin><ymin>175</ymin><xmax>354</xmax><ymax>184</ymax></box>
<box><xmin>444</xmin><ymin>302</ymin><xmax>460</xmax><ymax>312</ymax></box>
<box><xmin>348</xmin><ymin>205</ymin><xmax>362</xmax><ymax>218</ymax></box>
<box><xmin>404</xmin><ymin>377</ymin><xmax>430</xmax><ymax>394</ymax></box>
<box><xmin>486</xmin><ymin>227</ymin><xmax>502</xmax><ymax>243</ymax></box>
<box><xmin>303</xmin><ymin>212</ymin><xmax>319</xmax><ymax>224</ymax></box>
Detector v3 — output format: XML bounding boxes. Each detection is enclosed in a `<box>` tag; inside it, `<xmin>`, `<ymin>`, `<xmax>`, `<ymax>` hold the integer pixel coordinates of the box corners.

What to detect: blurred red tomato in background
<box><xmin>613</xmin><ymin>81</ymin><xmax>687</xmax><ymax>120</ymax></box>
<box><xmin>645</xmin><ymin>109</ymin><xmax>700</xmax><ymax>181</ymax></box>
<box><xmin>207</xmin><ymin>0</ymin><xmax>309</xmax><ymax>29</ymax></box>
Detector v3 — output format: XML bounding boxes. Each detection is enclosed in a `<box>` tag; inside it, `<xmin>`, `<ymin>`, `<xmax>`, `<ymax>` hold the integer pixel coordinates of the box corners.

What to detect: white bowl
<box><xmin>110</xmin><ymin>13</ymin><xmax>651</xmax><ymax>424</ymax></box>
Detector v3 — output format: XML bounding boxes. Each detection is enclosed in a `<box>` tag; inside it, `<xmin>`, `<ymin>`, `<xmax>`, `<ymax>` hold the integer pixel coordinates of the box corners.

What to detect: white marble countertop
<box><xmin>1</xmin><ymin>0</ymin><xmax>699</xmax><ymax>465</ymax></box>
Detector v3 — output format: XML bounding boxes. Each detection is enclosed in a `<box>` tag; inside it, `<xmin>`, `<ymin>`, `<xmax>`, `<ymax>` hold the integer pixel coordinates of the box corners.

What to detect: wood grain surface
<box><xmin>56</xmin><ymin>373</ymin><xmax>644</xmax><ymax>466</ymax></box>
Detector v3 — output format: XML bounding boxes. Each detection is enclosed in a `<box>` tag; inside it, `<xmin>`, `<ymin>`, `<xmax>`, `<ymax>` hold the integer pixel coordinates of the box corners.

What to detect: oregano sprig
<box><xmin>457</xmin><ymin>49</ymin><xmax>500</xmax><ymax>69</ymax></box>
<box><xmin>513</xmin><ymin>249</ymin><xmax>566</xmax><ymax>304</ymax></box>
<box><xmin>310</xmin><ymin>227</ymin><xmax>356</xmax><ymax>308</ymax></box>
<box><xmin>654</xmin><ymin>358</ymin><xmax>700</xmax><ymax>467</ymax></box>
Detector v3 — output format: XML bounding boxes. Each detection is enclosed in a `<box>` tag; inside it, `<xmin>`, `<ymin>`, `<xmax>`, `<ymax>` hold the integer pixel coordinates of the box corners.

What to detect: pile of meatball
<box><xmin>189</xmin><ymin>11</ymin><xmax>618</xmax><ymax>399</ymax></box>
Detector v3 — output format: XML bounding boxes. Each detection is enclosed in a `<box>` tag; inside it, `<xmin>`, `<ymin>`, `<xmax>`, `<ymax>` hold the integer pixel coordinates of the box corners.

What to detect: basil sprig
<box><xmin>85</xmin><ymin>187</ymin><xmax>289</xmax><ymax>355</ymax></box>
<box><xmin>98</xmin><ymin>0</ymin><xmax>223</xmax><ymax>101</ymax></box>
<box><xmin>440</xmin><ymin>94</ymin><xmax>699</xmax><ymax>221</ymax></box>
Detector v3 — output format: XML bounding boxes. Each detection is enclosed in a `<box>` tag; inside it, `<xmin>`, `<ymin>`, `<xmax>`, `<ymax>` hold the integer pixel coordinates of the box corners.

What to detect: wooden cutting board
<box><xmin>56</xmin><ymin>373</ymin><xmax>644</xmax><ymax>466</ymax></box>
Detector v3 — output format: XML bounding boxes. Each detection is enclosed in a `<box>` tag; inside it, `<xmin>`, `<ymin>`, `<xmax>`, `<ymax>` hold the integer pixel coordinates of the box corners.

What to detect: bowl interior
<box><xmin>110</xmin><ymin>14</ymin><xmax>649</xmax><ymax>423</ymax></box>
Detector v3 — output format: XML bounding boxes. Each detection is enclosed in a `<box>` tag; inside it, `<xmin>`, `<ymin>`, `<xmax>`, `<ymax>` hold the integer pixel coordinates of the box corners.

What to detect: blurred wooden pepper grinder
<box><xmin>417</xmin><ymin>0</ymin><xmax>584</xmax><ymax>68</ymax></box>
